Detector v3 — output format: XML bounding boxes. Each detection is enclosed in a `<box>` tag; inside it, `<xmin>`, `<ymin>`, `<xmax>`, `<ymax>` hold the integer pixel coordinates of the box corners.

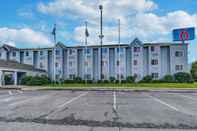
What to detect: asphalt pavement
<box><xmin>0</xmin><ymin>89</ymin><xmax>197</xmax><ymax>131</ymax></box>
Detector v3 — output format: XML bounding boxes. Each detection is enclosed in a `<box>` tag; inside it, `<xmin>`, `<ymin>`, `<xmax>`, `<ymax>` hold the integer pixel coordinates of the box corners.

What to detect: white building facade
<box><xmin>0</xmin><ymin>38</ymin><xmax>189</xmax><ymax>82</ymax></box>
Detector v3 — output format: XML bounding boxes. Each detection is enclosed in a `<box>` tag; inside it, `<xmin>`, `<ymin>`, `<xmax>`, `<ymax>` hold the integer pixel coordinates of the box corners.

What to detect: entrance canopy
<box><xmin>0</xmin><ymin>60</ymin><xmax>46</xmax><ymax>86</ymax></box>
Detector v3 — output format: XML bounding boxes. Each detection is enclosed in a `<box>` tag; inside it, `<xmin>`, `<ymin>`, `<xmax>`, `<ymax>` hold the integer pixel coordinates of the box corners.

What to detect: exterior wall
<box><xmin>9</xmin><ymin>50</ymin><xmax>20</xmax><ymax>62</ymax></box>
<box><xmin>93</xmin><ymin>48</ymin><xmax>100</xmax><ymax>80</ymax></box>
<box><xmin>0</xmin><ymin>48</ymin><xmax>7</xmax><ymax>60</ymax></box>
<box><xmin>83</xmin><ymin>48</ymin><xmax>93</xmax><ymax>80</ymax></box>
<box><xmin>115</xmin><ymin>47</ymin><xmax>126</xmax><ymax>80</ymax></box>
<box><xmin>37</xmin><ymin>50</ymin><xmax>48</xmax><ymax>71</ymax></box>
<box><xmin>143</xmin><ymin>47</ymin><xmax>149</xmax><ymax>76</ymax></box>
<box><xmin>54</xmin><ymin>48</ymin><xmax>64</xmax><ymax>80</ymax></box>
<box><xmin>67</xmin><ymin>48</ymin><xmax>78</xmax><ymax>79</ymax></box>
<box><xmin>148</xmin><ymin>45</ymin><xmax>161</xmax><ymax>79</ymax></box>
<box><xmin>101</xmin><ymin>48</ymin><xmax>110</xmax><ymax>80</ymax></box>
<box><xmin>131</xmin><ymin>45</ymin><xmax>144</xmax><ymax>81</ymax></box>
<box><xmin>170</xmin><ymin>44</ymin><xmax>188</xmax><ymax>74</ymax></box>
<box><xmin>109</xmin><ymin>48</ymin><xmax>115</xmax><ymax>78</ymax></box>
<box><xmin>160</xmin><ymin>46</ymin><xmax>170</xmax><ymax>77</ymax></box>
<box><xmin>23</xmin><ymin>50</ymin><xmax>34</xmax><ymax>65</ymax></box>
<box><xmin>0</xmin><ymin>43</ymin><xmax>189</xmax><ymax>81</ymax></box>
<box><xmin>126</xmin><ymin>47</ymin><xmax>132</xmax><ymax>77</ymax></box>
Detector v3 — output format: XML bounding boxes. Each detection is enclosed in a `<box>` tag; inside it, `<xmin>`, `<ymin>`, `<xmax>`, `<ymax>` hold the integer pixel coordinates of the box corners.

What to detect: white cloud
<box><xmin>17</xmin><ymin>8</ymin><xmax>34</xmax><ymax>19</ymax></box>
<box><xmin>0</xmin><ymin>27</ymin><xmax>53</xmax><ymax>47</ymax></box>
<box><xmin>37</xmin><ymin>0</ymin><xmax>157</xmax><ymax>20</ymax></box>
<box><xmin>37</xmin><ymin>0</ymin><xmax>197</xmax><ymax>45</ymax></box>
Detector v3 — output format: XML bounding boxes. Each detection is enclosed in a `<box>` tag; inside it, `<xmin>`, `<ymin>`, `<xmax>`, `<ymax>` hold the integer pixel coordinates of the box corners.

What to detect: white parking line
<box><xmin>149</xmin><ymin>95</ymin><xmax>179</xmax><ymax>112</ymax></box>
<box><xmin>178</xmin><ymin>94</ymin><xmax>197</xmax><ymax>101</ymax></box>
<box><xmin>113</xmin><ymin>91</ymin><xmax>117</xmax><ymax>111</ymax></box>
<box><xmin>17</xmin><ymin>90</ymin><xmax>23</xmax><ymax>94</ymax></box>
<box><xmin>57</xmin><ymin>92</ymin><xmax>89</xmax><ymax>108</ymax></box>
<box><xmin>8</xmin><ymin>91</ymin><xmax>13</xmax><ymax>95</ymax></box>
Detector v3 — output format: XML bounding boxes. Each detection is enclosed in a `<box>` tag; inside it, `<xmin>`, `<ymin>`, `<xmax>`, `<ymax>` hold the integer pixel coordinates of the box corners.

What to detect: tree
<box><xmin>126</xmin><ymin>76</ymin><xmax>135</xmax><ymax>83</ymax></box>
<box><xmin>140</xmin><ymin>75</ymin><xmax>152</xmax><ymax>83</ymax></box>
<box><xmin>162</xmin><ymin>75</ymin><xmax>174</xmax><ymax>83</ymax></box>
<box><xmin>174</xmin><ymin>72</ymin><xmax>193</xmax><ymax>83</ymax></box>
<box><xmin>191</xmin><ymin>61</ymin><xmax>197</xmax><ymax>81</ymax></box>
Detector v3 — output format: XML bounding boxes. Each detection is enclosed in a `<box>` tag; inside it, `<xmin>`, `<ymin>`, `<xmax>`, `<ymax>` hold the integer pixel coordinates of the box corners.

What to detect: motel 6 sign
<box><xmin>173</xmin><ymin>27</ymin><xmax>195</xmax><ymax>42</ymax></box>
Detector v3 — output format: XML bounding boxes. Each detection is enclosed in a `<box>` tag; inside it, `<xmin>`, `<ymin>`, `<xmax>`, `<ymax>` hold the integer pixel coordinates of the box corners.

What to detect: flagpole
<box><xmin>85</xmin><ymin>21</ymin><xmax>88</xmax><ymax>84</ymax></box>
<box><xmin>118</xmin><ymin>19</ymin><xmax>121</xmax><ymax>84</ymax></box>
<box><xmin>52</xmin><ymin>24</ymin><xmax>56</xmax><ymax>82</ymax></box>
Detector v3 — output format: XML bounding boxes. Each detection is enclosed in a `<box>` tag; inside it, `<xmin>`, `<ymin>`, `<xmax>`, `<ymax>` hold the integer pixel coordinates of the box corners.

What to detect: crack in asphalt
<box><xmin>0</xmin><ymin>116</ymin><xmax>197</xmax><ymax>129</ymax></box>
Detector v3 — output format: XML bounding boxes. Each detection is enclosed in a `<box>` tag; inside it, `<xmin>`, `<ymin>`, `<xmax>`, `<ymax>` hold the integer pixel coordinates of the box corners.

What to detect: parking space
<box><xmin>0</xmin><ymin>90</ymin><xmax>197</xmax><ymax>130</ymax></box>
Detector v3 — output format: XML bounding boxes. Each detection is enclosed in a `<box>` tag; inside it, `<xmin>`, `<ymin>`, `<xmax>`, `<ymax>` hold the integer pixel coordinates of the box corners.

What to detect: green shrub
<box><xmin>121</xmin><ymin>80</ymin><xmax>127</xmax><ymax>83</ymax></box>
<box><xmin>152</xmin><ymin>80</ymin><xmax>162</xmax><ymax>83</ymax></box>
<box><xmin>73</xmin><ymin>76</ymin><xmax>82</xmax><ymax>83</ymax></box>
<box><xmin>191</xmin><ymin>61</ymin><xmax>197</xmax><ymax>81</ymax></box>
<box><xmin>21</xmin><ymin>75</ymin><xmax>50</xmax><ymax>86</ymax></box>
<box><xmin>115</xmin><ymin>80</ymin><xmax>120</xmax><ymax>84</ymax></box>
<box><xmin>162</xmin><ymin>75</ymin><xmax>174</xmax><ymax>83</ymax></box>
<box><xmin>140</xmin><ymin>75</ymin><xmax>153</xmax><ymax>83</ymax></box>
<box><xmin>174</xmin><ymin>72</ymin><xmax>193</xmax><ymax>83</ymax></box>
<box><xmin>97</xmin><ymin>80</ymin><xmax>103</xmax><ymax>84</ymax></box>
<box><xmin>4</xmin><ymin>75</ymin><xmax>14</xmax><ymax>85</ymax></box>
<box><xmin>64</xmin><ymin>80</ymin><xmax>74</xmax><ymax>84</ymax></box>
<box><xmin>126</xmin><ymin>76</ymin><xmax>135</xmax><ymax>83</ymax></box>
<box><xmin>103</xmin><ymin>80</ymin><xmax>110</xmax><ymax>83</ymax></box>
<box><xmin>109</xmin><ymin>77</ymin><xmax>116</xmax><ymax>83</ymax></box>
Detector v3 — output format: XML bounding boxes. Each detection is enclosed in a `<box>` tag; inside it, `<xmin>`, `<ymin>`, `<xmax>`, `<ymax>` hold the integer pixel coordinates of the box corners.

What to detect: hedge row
<box><xmin>21</xmin><ymin>72</ymin><xmax>194</xmax><ymax>86</ymax></box>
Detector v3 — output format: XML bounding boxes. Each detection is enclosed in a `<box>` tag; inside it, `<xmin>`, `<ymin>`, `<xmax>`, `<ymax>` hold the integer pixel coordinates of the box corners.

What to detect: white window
<box><xmin>175</xmin><ymin>51</ymin><xmax>184</xmax><ymax>57</ymax></box>
<box><xmin>134</xmin><ymin>60</ymin><xmax>138</xmax><ymax>65</ymax></box>
<box><xmin>40</xmin><ymin>51</ymin><xmax>43</xmax><ymax>56</ymax></box>
<box><xmin>40</xmin><ymin>63</ymin><xmax>43</xmax><ymax>68</ymax></box>
<box><xmin>176</xmin><ymin>65</ymin><xmax>183</xmax><ymax>71</ymax></box>
<box><xmin>152</xmin><ymin>73</ymin><xmax>159</xmax><ymax>79</ymax></box>
<box><xmin>55</xmin><ymin>62</ymin><xmax>59</xmax><ymax>68</ymax></box>
<box><xmin>56</xmin><ymin>50</ymin><xmax>60</xmax><ymax>55</ymax></box>
<box><xmin>25</xmin><ymin>51</ymin><xmax>29</xmax><ymax>56</ymax></box>
<box><xmin>12</xmin><ymin>52</ymin><xmax>16</xmax><ymax>57</ymax></box>
<box><xmin>151</xmin><ymin>46</ymin><xmax>155</xmax><ymax>52</ymax></box>
<box><xmin>151</xmin><ymin>59</ymin><xmax>158</xmax><ymax>65</ymax></box>
<box><xmin>134</xmin><ymin>47</ymin><xmax>140</xmax><ymax>52</ymax></box>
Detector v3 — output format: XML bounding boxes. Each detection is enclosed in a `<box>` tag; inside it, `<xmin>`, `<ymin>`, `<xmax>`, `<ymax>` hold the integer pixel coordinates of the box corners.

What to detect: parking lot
<box><xmin>0</xmin><ymin>89</ymin><xmax>197</xmax><ymax>130</ymax></box>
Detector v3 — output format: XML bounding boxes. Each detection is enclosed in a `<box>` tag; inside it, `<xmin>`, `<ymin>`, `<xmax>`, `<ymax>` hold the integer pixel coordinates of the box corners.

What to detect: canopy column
<box><xmin>14</xmin><ymin>71</ymin><xmax>18</xmax><ymax>86</ymax></box>
<box><xmin>0</xmin><ymin>70</ymin><xmax>4</xmax><ymax>87</ymax></box>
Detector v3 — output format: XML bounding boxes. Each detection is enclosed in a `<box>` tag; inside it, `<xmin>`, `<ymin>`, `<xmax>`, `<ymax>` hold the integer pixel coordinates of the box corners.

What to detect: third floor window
<box><xmin>151</xmin><ymin>59</ymin><xmax>158</xmax><ymax>65</ymax></box>
<box><xmin>134</xmin><ymin>47</ymin><xmax>140</xmax><ymax>52</ymax></box>
<box><xmin>175</xmin><ymin>51</ymin><xmax>183</xmax><ymax>57</ymax></box>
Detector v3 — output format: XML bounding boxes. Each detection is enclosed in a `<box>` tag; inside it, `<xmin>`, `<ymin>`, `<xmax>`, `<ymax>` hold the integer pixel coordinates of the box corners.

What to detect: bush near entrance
<box><xmin>21</xmin><ymin>75</ymin><xmax>50</xmax><ymax>86</ymax></box>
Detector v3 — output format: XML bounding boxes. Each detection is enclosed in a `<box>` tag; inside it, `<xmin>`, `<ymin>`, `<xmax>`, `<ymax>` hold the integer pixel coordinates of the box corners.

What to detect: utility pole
<box><xmin>99</xmin><ymin>5</ymin><xmax>104</xmax><ymax>81</ymax></box>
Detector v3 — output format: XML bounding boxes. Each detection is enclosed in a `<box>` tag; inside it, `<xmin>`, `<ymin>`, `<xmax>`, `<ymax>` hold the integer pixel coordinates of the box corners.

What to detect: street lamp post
<box><xmin>99</xmin><ymin>5</ymin><xmax>104</xmax><ymax>81</ymax></box>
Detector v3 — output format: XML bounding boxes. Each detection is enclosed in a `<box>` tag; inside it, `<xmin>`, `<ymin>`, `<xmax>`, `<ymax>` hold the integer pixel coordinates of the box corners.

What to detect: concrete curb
<box><xmin>24</xmin><ymin>87</ymin><xmax>197</xmax><ymax>93</ymax></box>
<box><xmin>0</xmin><ymin>86</ymin><xmax>21</xmax><ymax>90</ymax></box>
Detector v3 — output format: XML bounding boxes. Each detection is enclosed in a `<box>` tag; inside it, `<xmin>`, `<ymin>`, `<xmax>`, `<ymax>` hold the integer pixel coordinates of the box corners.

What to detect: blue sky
<box><xmin>0</xmin><ymin>0</ymin><xmax>197</xmax><ymax>62</ymax></box>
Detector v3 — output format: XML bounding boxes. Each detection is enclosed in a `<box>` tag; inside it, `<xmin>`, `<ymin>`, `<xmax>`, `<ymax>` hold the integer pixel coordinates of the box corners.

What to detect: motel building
<box><xmin>0</xmin><ymin>38</ymin><xmax>189</xmax><ymax>86</ymax></box>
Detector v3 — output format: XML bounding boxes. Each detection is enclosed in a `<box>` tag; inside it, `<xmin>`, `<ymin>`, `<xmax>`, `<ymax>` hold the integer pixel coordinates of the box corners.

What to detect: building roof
<box><xmin>0</xmin><ymin>60</ymin><xmax>46</xmax><ymax>73</ymax></box>
<box><xmin>0</xmin><ymin>44</ymin><xmax>20</xmax><ymax>51</ymax></box>
<box><xmin>0</xmin><ymin>38</ymin><xmax>188</xmax><ymax>51</ymax></box>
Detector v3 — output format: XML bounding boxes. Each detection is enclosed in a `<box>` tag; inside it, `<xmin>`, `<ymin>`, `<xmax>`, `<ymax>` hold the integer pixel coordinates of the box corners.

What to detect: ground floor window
<box><xmin>152</xmin><ymin>73</ymin><xmax>159</xmax><ymax>79</ymax></box>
